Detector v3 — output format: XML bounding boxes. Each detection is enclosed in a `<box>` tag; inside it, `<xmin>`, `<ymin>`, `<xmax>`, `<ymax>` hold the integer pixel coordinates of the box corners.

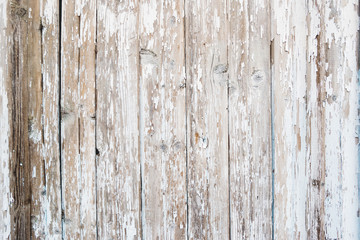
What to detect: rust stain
<box><xmin>195</xmin><ymin>132</ymin><xmax>199</xmax><ymax>145</ymax></box>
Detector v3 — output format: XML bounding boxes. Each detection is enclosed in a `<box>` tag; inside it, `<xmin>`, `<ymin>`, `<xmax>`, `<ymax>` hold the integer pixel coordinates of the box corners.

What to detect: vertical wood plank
<box><xmin>7</xmin><ymin>0</ymin><xmax>32</xmax><ymax>237</ymax></box>
<box><xmin>39</xmin><ymin>0</ymin><xmax>62</xmax><ymax>237</ymax></box>
<box><xmin>27</xmin><ymin>0</ymin><xmax>62</xmax><ymax>238</ymax></box>
<box><xmin>185</xmin><ymin>0</ymin><xmax>229</xmax><ymax>238</ymax></box>
<box><xmin>229</xmin><ymin>0</ymin><xmax>272</xmax><ymax>239</ymax></box>
<box><xmin>2</xmin><ymin>0</ymin><xmax>62</xmax><ymax>238</ymax></box>
<box><xmin>139</xmin><ymin>0</ymin><xmax>186</xmax><ymax>239</ymax></box>
<box><xmin>305</xmin><ymin>1</ymin><xmax>324</xmax><ymax>238</ymax></box>
<box><xmin>272</xmin><ymin>0</ymin><xmax>307</xmax><ymax>238</ymax></box>
<box><xmin>96</xmin><ymin>0</ymin><xmax>141</xmax><ymax>238</ymax></box>
<box><xmin>61</xmin><ymin>0</ymin><xmax>96</xmax><ymax>238</ymax></box>
<box><xmin>338</xmin><ymin>1</ymin><xmax>359</xmax><ymax>237</ymax></box>
<box><xmin>0</xmin><ymin>1</ymin><xmax>11</xmax><ymax>238</ymax></box>
<box><xmin>27</xmin><ymin>0</ymin><xmax>46</xmax><ymax>238</ymax></box>
<box><xmin>321</xmin><ymin>0</ymin><xmax>358</xmax><ymax>238</ymax></box>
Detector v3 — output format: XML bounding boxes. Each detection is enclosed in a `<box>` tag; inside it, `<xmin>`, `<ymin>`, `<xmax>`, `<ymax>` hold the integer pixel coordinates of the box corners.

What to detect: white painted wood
<box><xmin>139</xmin><ymin>0</ymin><xmax>187</xmax><ymax>239</ymax></box>
<box><xmin>28</xmin><ymin>0</ymin><xmax>62</xmax><ymax>238</ymax></box>
<box><xmin>61</xmin><ymin>0</ymin><xmax>97</xmax><ymax>238</ymax></box>
<box><xmin>185</xmin><ymin>0</ymin><xmax>229</xmax><ymax>239</ymax></box>
<box><xmin>323</xmin><ymin>0</ymin><xmax>359</xmax><ymax>238</ymax></box>
<box><xmin>39</xmin><ymin>0</ymin><xmax>63</xmax><ymax>235</ymax></box>
<box><xmin>96</xmin><ymin>0</ymin><xmax>141</xmax><ymax>238</ymax></box>
<box><xmin>229</xmin><ymin>0</ymin><xmax>272</xmax><ymax>239</ymax></box>
<box><xmin>305</xmin><ymin>1</ymin><xmax>324</xmax><ymax>238</ymax></box>
<box><xmin>272</xmin><ymin>0</ymin><xmax>308</xmax><ymax>238</ymax></box>
<box><xmin>0</xmin><ymin>1</ymin><xmax>358</xmax><ymax>239</ymax></box>
<box><xmin>0</xmin><ymin>1</ymin><xmax>11</xmax><ymax>238</ymax></box>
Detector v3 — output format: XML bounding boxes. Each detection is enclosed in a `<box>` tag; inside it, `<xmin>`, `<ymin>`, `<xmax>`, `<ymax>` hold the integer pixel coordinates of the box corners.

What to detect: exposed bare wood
<box><xmin>0</xmin><ymin>1</ymin><xmax>358</xmax><ymax>239</ymax></box>
<box><xmin>61</xmin><ymin>0</ymin><xmax>96</xmax><ymax>238</ymax></box>
<box><xmin>96</xmin><ymin>0</ymin><xmax>141</xmax><ymax>238</ymax></box>
<box><xmin>305</xmin><ymin>1</ymin><xmax>324</xmax><ymax>238</ymax></box>
<box><xmin>185</xmin><ymin>0</ymin><xmax>229</xmax><ymax>238</ymax></box>
<box><xmin>229</xmin><ymin>0</ymin><xmax>272</xmax><ymax>239</ymax></box>
<box><xmin>0</xmin><ymin>1</ymin><xmax>11</xmax><ymax>238</ymax></box>
<box><xmin>139</xmin><ymin>0</ymin><xmax>186</xmax><ymax>239</ymax></box>
<box><xmin>38</xmin><ymin>0</ymin><xmax>63</xmax><ymax>236</ymax></box>
<box><xmin>272</xmin><ymin>0</ymin><xmax>308</xmax><ymax>238</ymax></box>
<box><xmin>29</xmin><ymin>0</ymin><xmax>62</xmax><ymax>238</ymax></box>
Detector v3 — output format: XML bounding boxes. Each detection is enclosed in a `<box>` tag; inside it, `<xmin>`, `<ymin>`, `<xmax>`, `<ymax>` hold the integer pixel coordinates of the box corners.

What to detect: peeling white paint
<box><xmin>0</xmin><ymin>1</ymin><xmax>10</xmax><ymax>238</ymax></box>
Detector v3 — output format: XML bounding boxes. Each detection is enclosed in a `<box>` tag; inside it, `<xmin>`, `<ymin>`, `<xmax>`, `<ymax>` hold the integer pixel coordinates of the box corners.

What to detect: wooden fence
<box><xmin>0</xmin><ymin>0</ymin><xmax>359</xmax><ymax>239</ymax></box>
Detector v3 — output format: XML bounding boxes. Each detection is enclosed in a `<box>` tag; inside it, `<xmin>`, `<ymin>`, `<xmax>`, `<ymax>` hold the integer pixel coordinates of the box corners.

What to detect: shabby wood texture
<box><xmin>185</xmin><ymin>0</ymin><xmax>229</xmax><ymax>239</ymax></box>
<box><xmin>139</xmin><ymin>0</ymin><xmax>186</xmax><ymax>239</ymax></box>
<box><xmin>0</xmin><ymin>0</ymin><xmax>359</xmax><ymax>239</ymax></box>
<box><xmin>229</xmin><ymin>0</ymin><xmax>272</xmax><ymax>239</ymax></box>
<box><xmin>61</xmin><ymin>0</ymin><xmax>96</xmax><ymax>238</ymax></box>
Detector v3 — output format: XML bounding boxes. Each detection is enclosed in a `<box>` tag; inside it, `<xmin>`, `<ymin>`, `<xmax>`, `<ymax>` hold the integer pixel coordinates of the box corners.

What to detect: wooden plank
<box><xmin>228</xmin><ymin>0</ymin><xmax>272</xmax><ymax>239</ymax></box>
<box><xmin>38</xmin><ymin>0</ymin><xmax>62</xmax><ymax>238</ymax></box>
<box><xmin>306</xmin><ymin>1</ymin><xmax>359</xmax><ymax>238</ymax></box>
<box><xmin>272</xmin><ymin>0</ymin><xmax>307</xmax><ymax>238</ymax></box>
<box><xmin>26</xmin><ymin>0</ymin><xmax>46</xmax><ymax>238</ymax></box>
<box><xmin>338</xmin><ymin>1</ymin><xmax>359</xmax><ymax>237</ymax></box>
<box><xmin>138</xmin><ymin>0</ymin><xmax>186</xmax><ymax>239</ymax></box>
<box><xmin>96</xmin><ymin>0</ymin><xmax>141</xmax><ymax>238</ymax></box>
<box><xmin>7</xmin><ymin>0</ymin><xmax>32</xmax><ymax>237</ymax></box>
<box><xmin>1</xmin><ymin>0</ymin><xmax>62</xmax><ymax>238</ymax></box>
<box><xmin>25</xmin><ymin>0</ymin><xmax>62</xmax><ymax>238</ymax></box>
<box><xmin>305</xmin><ymin>1</ymin><xmax>324</xmax><ymax>238</ymax></box>
<box><xmin>61</xmin><ymin>0</ymin><xmax>96</xmax><ymax>238</ymax></box>
<box><xmin>185</xmin><ymin>0</ymin><xmax>229</xmax><ymax>238</ymax></box>
<box><xmin>321</xmin><ymin>0</ymin><xmax>358</xmax><ymax>238</ymax></box>
<box><xmin>0</xmin><ymin>1</ymin><xmax>11</xmax><ymax>238</ymax></box>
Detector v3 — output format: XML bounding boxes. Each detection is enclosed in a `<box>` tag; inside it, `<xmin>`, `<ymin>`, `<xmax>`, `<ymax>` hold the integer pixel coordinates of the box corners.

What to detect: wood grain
<box><xmin>272</xmin><ymin>0</ymin><xmax>308</xmax><ymax>239</ymax></box>
<box><xmin>32</xmin><ymin>0</ymin><xmax>62</xmax><ymax>238</ymax></box>
<box><xmin>229</xmin><ymin>0</ymin><xmax>272</xmax><ymax>239</ymax></box>
<box><xmin>96</xmin><ymin>0</ymin><xmax>141</xmax><ymax>238</ymax></box>
<box><xmin>0</xmin><ymin>0</ymin><xmax>358</xmax><ymax>239</ymax></box>
<box><xmin>185</xmin><ymin>0</ymin><xmax>229</xmax><ymax>238</ymax></box>
<box><xmin>139</xmin><ymin>0</ymin><xmax>187</xmax><ymax>239</ymax></box>
<box><xmin>0</xmin><ymin>1</ymin><xmax>11</xmax><ymax>238</ymax></box>
<box><xmin>61</xmin><ymin>0</ymin><xmax>96</xmax><ymax>238</ymax></box>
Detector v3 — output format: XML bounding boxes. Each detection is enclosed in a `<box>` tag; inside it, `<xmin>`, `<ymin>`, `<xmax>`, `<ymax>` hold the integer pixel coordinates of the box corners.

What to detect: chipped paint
<box><xmin>1</xmin><ymin>0</ymin><xmax>358</xmax><ymax>239</ymax></box>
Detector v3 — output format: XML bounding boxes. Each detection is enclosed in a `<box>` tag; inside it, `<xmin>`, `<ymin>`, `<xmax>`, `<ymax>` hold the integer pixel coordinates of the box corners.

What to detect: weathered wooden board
<box><xmin>139</xmin><ymin>0</ymin><xmax>186</xmax><ymax>239</ymax></box>
<box><xmin>320</xmin><ymin>0</ymin><xmax>358</xmax><ymax>238</ymax></box>
<box><xmin>272</xmin><ymin>0</ymin><xmax>308</xmax><ymax>238</ymax></box>
<box><xmin>33</xmin><ymin>0</ymin><xmax>62</xmax><ymax>238</ymax></box>
<box><xmin>273</xmin><ymin>0</ymin><xmax>359</xmax><ymax>239</ymax></box>
<box><xmin>61</xmin><ymin>0</ymin><xmax>96</xmax><ymax>238</ymax></box>
<box><xmin>185</xmin><ymin>0</ymin><xmax>229</xmax><ymax>238</ymax></box>
<box><xmin>0</xmin><ymin>1</ymin><xmax>11</xmax><ymax>238</ymax></box>
<box><xmin>0</xmin><ymin>0</ymin><xmax>359</xmax><ymax>239</ymax></box>
<box><xmin>229</xmin><ymin>0</ymin><xmax>272</xmax><ymax>239</ymax></box>
<box><xmin>96</xmin><ymin>0</ymin><xmax>141</xmax><ymax>238</ymax></box>
<box><xmin>0</xmin><ymin>0</ymin><xmax>62</xmax><ymax>239</ymax></box>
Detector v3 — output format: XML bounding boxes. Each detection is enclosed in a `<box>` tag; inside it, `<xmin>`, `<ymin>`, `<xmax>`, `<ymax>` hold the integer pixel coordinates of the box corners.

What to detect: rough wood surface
<box><xmin>272</xmin><ymin>0</ymin><xmax>308</xmax><ymax>238</ymax></box>
<box><xmin>0</xmin><ymin>0</ymin><xmax>358</xmax><ymax>239</ymax></box>
<box><xmin>61</xmin><ymin>0</ymin><xmax>96</xmax><ymax>238</ymax></box>
<box><xmin>96</xmin><ymin>0</ymin><xmax>141</xmax><ymax>239</ymax></box>
<box><xmin>0</xmin><ymin>1</ymin><xmax>11</xmax><ymax>238</ymax></box>
<box><xmin>185</xmin><ymin>0</ymin><xmax>229</xmax><ymax>238</ymax></box>
<box><xmin>139</xmin><ymin>0</ymin><xmax>186</xmax><ymax>239</ymax></box>
<box><xmin>229</xmin><ymin>0</ymin><xmax>272</xmax><ymax>239</ymax></box>
<box><xmin>33</xmin><ymin>0</ymin><xmax>62</xmax><ymax>238</ymax></box>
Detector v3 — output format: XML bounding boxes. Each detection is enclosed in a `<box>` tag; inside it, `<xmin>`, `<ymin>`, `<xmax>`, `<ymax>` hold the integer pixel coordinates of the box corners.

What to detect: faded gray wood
<box><xmin>0</xmin><ymin>0</ymin><xmax>358</xmax><ymax>239</ymax></box>
<box><xmin>185</xmin><ymin>0</ymin><xmax>229</xmax><ymax>238</ymax></box>
<box><xmin>139</xmin><ymin>0</ymin><xmax>187</xmax><ymax>239</ymax></box>
<box><xmin>229</xmin><ymin>0</ymin><xmax>272</xmax><ymax>239</ymax></box>
<box><xmin>272</xmin><ymin>0</ymin><xmax>308</xmax><ymax>238</ymax></box>
<box><xmin>61</xmin><ymin>0</ymin><xmax>96</xmax><ymax>238</ymax></box>
<box><xmin>96</xmin><ymin>0</ymin><xmax>141</xmax><ymax>238</ymax></box>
